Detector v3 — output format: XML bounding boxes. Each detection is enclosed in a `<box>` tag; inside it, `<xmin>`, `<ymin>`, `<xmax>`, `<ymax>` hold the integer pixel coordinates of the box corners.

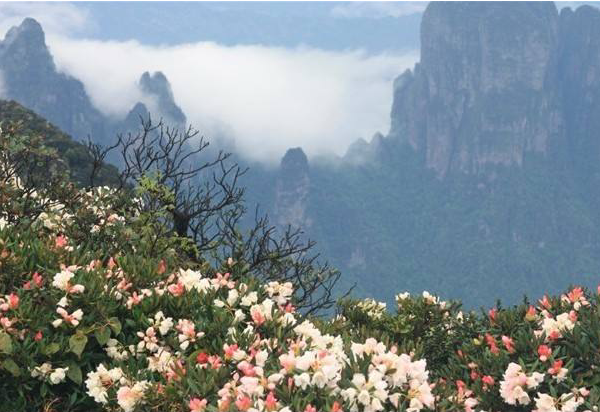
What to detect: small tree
<box><xmin>86</xmin><ymin>116</ymin><xmax>347</xmax><ymax>315</ymax></box>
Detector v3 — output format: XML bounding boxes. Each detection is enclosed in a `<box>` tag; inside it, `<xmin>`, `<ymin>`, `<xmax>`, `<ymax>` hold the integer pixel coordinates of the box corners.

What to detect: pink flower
<box><xmin>488</xmin><ymin>308</ymin><xmax>497</xmax><ymax>322</ymax></box>
<box><xmin>331</xmin><ymin>401</ymin><xmax>343</xmax><ymax>412</ymax></box>
<box><xmin>539</xmin><ymin>295</ymin><xmax>551</xmax><ymax>309</ymax></box>
<box><xmin>304</xmin><ymin>405</ymin><xmax>316</xmax><ymax>412</ymax></box>
<box><xmin>235</xmin><ymin>395</ymin><xmax>252</xmax><ymax>411</ymax></box>
<box><xmin>569</xmin><ymin>310</ymin><xmax>577</xmax><ymax>323</ymax></box>
<box><xmin>196</xmin><ymin>352</ymin><xmax>209</xmax><ymax>365</ymax></box>
<box><xmin>538</xmin><ymin>345</ymin><xmax>551</xmax><ymax>362</ymax></box>
<box><xmin>55</xmin><ymin>234</ymin><xmax>68</xmax><ymax>249</ymax></box>
<box><xmin>525</xmin><ymin>305</ymin><xmax>536</xmax><ymax>321</ymax></box>
<box><xmin>548</xmin><ymin>359</ymin><xmax>563</xmax><ymax>375</ymax></box>
<box><xmin>34</xmin><ymin>331</ymin><xmax>43</xmax><ymax>341</ymax></box>
<box><xmin>189</xmin><ymin>398</ymin><xmax>207</xmax><ymax>412</ymax></box>
<box><xmin>265</xmin><ymin>392</ymin><xmax>277</xmax><ymax>411</ymax></box>
<box><xmin>157</xmin><ymin>260</ymin><xmax>166</xmax><ymax>275</ymax></box>
<box><xmin>482</xmin><ymin>375</ymin><xmax>495</xmax><ymax>388</ymax></box>
<box><xmin>567</xmin><ymin>287</ymin><xmax>584</xmax><ymax>303</ymax></box>
<box><xmin>8</xmin><ymin>293</ymin><xmax>18</xmax><ymax>310</ymax></box>
<box><xmin>502</xmin><ymin>335</ymin><xmax>515</xmax><ymax>353</ymax></box>
<box><xmin>168</xmin><ymin>282</ymin><xmax>185</xmax><ymax>297</ymax></box>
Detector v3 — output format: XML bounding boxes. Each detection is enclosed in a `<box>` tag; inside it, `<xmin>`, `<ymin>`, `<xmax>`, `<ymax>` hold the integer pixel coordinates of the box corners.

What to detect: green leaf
<box><xmin>42</xmin><ymin>342</ymin><xmax>60</xmax><ymax>356</ymax></box>
<box><xmin>2</xmin><ymin>358</ymin><xmax>21</xmax><ymax>376</ymax></box>
<box><xmin>69</xmin><ymin>333</ymin><xmax>88</xmax><ymax>358</ymax></box>
<box><xmin>0</xmin><ymin>332</ymin><xmax>12</xmax><ymax>354</ymax></box>
<box><xmin>66</xmin><ymin>362</ymin><xmax>82</xmax><ymax>385</ymax></box>
<box><xmin>107</xmin><ymin>317</ymin><xmax>122</xmax><ymax>335</ymax></box>
<box><xmin>94</xmin><ymin>326</ymin><xmax>111</xmax><ymax>346</ymax></box>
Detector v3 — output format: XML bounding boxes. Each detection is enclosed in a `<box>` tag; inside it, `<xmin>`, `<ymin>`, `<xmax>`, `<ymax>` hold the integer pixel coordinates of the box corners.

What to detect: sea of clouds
<box><xmin>0</xmin><ymin>2</ymin><xmax>418</xmax><ymax>164</ymax></box>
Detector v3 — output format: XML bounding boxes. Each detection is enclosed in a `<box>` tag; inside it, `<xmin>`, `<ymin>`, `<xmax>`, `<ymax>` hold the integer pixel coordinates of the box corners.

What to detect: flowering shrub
<box><xmin>1</xmin><ymin>126</ymin><xmax>600</xmax><ymax>412</ymax></box>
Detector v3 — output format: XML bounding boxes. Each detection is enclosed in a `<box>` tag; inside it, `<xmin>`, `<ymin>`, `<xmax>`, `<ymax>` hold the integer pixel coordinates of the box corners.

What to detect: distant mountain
<box><xmin>254</xmin><ymin>1</ymin><xmax>600</xmax><ymax>308</ymax></box>
<box><xmin>0</xmin><ymin>18</ymin><xmax>186</xmax><ymax>146</ymax></box>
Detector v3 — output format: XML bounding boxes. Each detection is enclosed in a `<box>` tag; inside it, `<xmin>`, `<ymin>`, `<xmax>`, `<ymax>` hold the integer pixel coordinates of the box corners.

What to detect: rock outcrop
<box><xmin>138</xmin><ymin>71</ymin><xmax>186</xmax><ymax>129</ymax></box>
<box><xmin>274</xmin><ymin>148</ymin><xmax>311</xmax><ymax>229</ymax></box>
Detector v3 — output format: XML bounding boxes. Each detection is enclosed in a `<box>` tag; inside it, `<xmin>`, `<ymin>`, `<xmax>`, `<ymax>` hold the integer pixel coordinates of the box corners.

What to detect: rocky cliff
<box><xmin>274</xmin><ymin>147</ymin><xmax>311</xmax><ymax>229</ymax></box>
<box><xmin>387</xmin><ymin>2</ymin><xmax>587</xmax><ymax>178</ymax></box>
<box><xmin>557</xmin><ymin>6</ymin><xmax>600</xmax><ymax>188</ymax></box>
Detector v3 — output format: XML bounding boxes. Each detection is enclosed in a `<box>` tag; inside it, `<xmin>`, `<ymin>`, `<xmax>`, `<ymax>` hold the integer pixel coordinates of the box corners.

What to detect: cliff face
<box><xmin>0</xmin><ymin>18</ymin><xmax>106</xmax><ymax>142</ymax></box>
<box><xmin>558</xmin><ymin>6</ymin><xmax>600</xmax><ymax>185</ymax></box>
<box><xmin>389</xmin><ymin>2</ymin><xmax>570</xmax><ymax>177</ymax></box>
<box><xmin>274</xmin><ymin>148</ymin><xmax>311</xmax><ymax>229</ymax></box>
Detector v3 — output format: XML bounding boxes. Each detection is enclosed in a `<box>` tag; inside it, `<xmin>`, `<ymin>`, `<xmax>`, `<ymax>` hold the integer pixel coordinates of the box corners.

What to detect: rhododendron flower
<box><xmin>117</xmin><ymin>381</ymin><xmax>149</xmax><ymax>412</ymax></box>
<box><xmin>55</xmin><ymin>234</ymin><xmax>68</xmax><ymax>249</ymax></box>
<box><xmin>500</xmin><ymin>363</ymin><xmax>544</xmax><ymax>406</ymax></box>
<box><xmin>485</xmin><ymin>333</ymin><xmax>499</xmax><ymax>355</ymax></box>
<box><xmin>482</xmin><ymin>375</ymin><xmax>494</xmax><ymax>388</ymax></box>
<box><xmin>539</xmin><ymin>313</ymin><xmax>575</xmax><ymax>341</ymax></box>
<box><xmin>49</xmin><ymin>367</ymin><xmax>68</xmax><ymax>384</ymax></box>
<box><xmin>168</xmin><ymin>282</ymin><xmax>185</xmax><ymax>297</ymax></box>
<box><xmin>265</xmin><ymin>391</ymin><xmax>278</xmax><ymax>411</ymax></box>
<box><xmin>488</xmin><ymin>308</ymin><xmax>497</xmax><ymax>322</ymax></box>
<box><xmin>525</xmin><ymin>305</ymin><xmax>537</xmax><ymax>321</ymax></box>
<box><xmin>0</xmin><ymin>316</ymin><xmax>12</xmax><ymax>329</ymax></box>
<box><xmin>234</xmin><ymin>395</ymin><xmax>252</xmax><ymax>411</ymax></box>
<box><xmin>539</xmin><ymin>295</ymin><xmax>552</xmax><ymax>309</ymax></box>
<box><xmin>52</xmin><ymin>269</ymin><xmax>84</xmax><ymax>294</ymax></box>
<box><xmin>548</xmin><ymin>360</ymin><xmax>568</xmax><ymax>382</ymax></box>
<box><xmin>8</xmin><ymin>293</ymin><xmax>18</xmax><ymax>309</ymax></box>
<box><xmin>177</xmin><ymin>319</ymin><xmax>204</xmax><ymax>350</ymax></box>
<box><xmin>502</xmin><ymin>335</ymin><xmax>515</xmax><ymax>353</ymax></box>
<box><xmin>331</xmin><ymin>401</ymin><xmax>343</xmax><ymax>412</ymax></box>
<box><xmin>538</xmin><ymin>345</ymin><xmax>552</xmax><ymax>362</ymax></box>
<box><xmin>189</xmin><ymin>397</ymin><xmax>207</xmax><ymax>412</ymax></box>
<box><xmin>157</xmin><ymin>259</ymin><xmax>166</xmax><ymax>275</ymax></box>
<box><xmin>53</xmin><ymin>307</ymin><xmax>83</xmax><ymax>327</ymax></box>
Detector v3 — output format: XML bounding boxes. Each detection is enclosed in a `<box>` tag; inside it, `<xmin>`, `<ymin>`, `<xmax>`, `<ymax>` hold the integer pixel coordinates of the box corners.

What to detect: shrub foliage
<box><xmin>0</xmin><ymin>120</ymin><xmax>599</xmax><ymax>412</ymax></box>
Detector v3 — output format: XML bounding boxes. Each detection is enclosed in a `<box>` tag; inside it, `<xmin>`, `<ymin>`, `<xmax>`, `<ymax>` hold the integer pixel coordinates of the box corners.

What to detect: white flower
<box><xmin>52</xmin><ymin>270</ymin><xmax>74</xmax><ymax>291</ymax></box>
<box><xmin>241</xmin><ymin>291</ymin><xmax>258</xmax><ymax>307</ymax></box>
<box><xmin>49</xmin><ymin>367</ymin><xmax>68</xmax><ymax>384</ymax></box>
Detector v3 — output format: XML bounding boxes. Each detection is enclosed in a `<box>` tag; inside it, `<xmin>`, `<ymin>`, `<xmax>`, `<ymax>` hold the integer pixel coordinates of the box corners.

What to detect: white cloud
<box><xmin>47</xmin><ymin>35</ymin><xmax>418</xmax><ymax>164</ymax></box>
<box><xmin>331</xmin><ymin>2</ymin><xmax>427</xmax><ymax>19</ymax></box>
<box><xmin>0</xmin><ymin>2</ymin><xmax>91</xmax><ymax>38</ymax></box>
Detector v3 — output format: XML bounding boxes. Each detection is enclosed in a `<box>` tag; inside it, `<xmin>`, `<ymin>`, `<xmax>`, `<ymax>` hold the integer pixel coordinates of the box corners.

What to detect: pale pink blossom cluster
<box><xmin>499</xmin><ymin>363</ymin><xmax>545</xmax><ymax>406</ymax></box>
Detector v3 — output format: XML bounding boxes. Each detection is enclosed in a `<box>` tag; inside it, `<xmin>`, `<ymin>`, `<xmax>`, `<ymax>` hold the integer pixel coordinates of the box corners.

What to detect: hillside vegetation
<box><xmin>1</xmin><ymin>121</ymin><xmax>600</xmax><ymax>412</ymax></box>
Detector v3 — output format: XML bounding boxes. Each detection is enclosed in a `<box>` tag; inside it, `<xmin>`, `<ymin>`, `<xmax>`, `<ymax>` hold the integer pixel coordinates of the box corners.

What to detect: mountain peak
<box><xmin>137</xmin><ymin>71</ymin><xmax>186</xmax><ymax>127</ymax></box>
<box><xmin>140</xmin><ymin>71</ymin><xmax>173</xmax><ymax>101</ymax></box>
<box><xmin>281</xmin><ymin>147</ymin><xmax>308</xmax><ymax>174</ymax></box>
<box><xmin>3</xmin><ymin>18</ymin><xmax>47</xmax><ymax>52</ymax></box>
<box><xmin>0</xmin><ymin>17</ymin><xmax>54</xmax><ymax>75</ymax></box>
